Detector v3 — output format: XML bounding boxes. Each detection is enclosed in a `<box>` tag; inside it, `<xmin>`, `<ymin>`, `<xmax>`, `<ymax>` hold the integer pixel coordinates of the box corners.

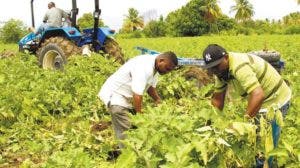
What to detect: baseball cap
<box><xmin>202</xmin><ymin>44</ymin><xmax>227</xmax><ymax>69</ymax></box>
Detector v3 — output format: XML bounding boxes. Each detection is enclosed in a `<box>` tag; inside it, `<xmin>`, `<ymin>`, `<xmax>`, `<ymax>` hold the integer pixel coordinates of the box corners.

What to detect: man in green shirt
<box><xmin>202</xmin><ymin>44</ymin><xmax>291</xmax><ymax>167</ymax></box>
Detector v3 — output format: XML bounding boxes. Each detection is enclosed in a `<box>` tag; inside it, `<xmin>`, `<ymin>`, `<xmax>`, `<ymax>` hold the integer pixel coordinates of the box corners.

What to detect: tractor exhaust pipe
<box><xmin>31</xmin><ymin>0</ymin><xmax>35</xmax><ymax>27</ymax></box>
<box><xmin>71</xmin><ymin>0</ymin><xmax>79</xmax><ymax>27</ymax></box>
<box><xmin>92</xmin><ymin>0</ymin><xmax>101</xmax><ymax>51</ymax></box>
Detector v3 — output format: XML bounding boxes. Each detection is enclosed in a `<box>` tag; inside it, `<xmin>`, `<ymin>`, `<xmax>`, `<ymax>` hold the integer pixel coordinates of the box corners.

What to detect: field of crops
<box><xmin>0</xmin><ymin>35</ymin><xmax>299</xmax><ymax>167</ymax></box>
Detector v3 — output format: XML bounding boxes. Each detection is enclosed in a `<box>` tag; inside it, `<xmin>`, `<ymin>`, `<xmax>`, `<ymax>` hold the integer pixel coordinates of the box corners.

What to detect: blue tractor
<box><xmin>19</xmin><ymin>0</ymin><xmax>124</xmax><ymax>70</ymax></box>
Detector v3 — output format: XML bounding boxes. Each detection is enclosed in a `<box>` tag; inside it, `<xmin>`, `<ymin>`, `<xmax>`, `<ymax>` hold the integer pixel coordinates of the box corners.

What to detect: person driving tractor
<box><xmin>31</xmin><ymin>2</ymin><xmax>68</xmax><ymax>34</ymax></box>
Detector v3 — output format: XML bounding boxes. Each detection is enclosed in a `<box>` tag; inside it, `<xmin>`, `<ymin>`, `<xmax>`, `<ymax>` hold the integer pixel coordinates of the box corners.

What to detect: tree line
<box><xmin>0</xmin><ymin>0</ymin><xmax>300</xmax><ymax>43</ymax></box>
<box><xmin>119</xmin><ymin>0</ymin><xmax>300</xmax><ymax>38</ymax></box>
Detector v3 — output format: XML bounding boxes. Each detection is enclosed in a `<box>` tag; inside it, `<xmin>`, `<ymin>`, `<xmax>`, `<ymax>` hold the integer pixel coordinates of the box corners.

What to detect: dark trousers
<box><xmin>109</xmin><ymin>105</ymin><xmax>131</xmax><ymax>149</ymax></box>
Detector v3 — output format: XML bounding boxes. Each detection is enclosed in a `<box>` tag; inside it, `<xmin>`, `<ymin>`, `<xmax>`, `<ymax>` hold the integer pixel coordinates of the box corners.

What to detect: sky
<box><xmin>0</xmin><ymin>0</ymin><xmax>299</xmax><ymax>30</ymax></box>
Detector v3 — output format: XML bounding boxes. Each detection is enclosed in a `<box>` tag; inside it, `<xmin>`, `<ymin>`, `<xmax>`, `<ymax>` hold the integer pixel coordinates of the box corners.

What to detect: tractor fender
<box><xmin>40</xmin><ymin>27</ymin><xmax>81</xmax><ymax>44</ymax></box>
<box><xmin>99</xmin><ymin>27</ymin><xmax>115</xmax><ymax>37</ymax></box>
<box><xmin>82</xmin><ymin>27</ymin><xmax>115</xmax><ymax>46</ymax></box>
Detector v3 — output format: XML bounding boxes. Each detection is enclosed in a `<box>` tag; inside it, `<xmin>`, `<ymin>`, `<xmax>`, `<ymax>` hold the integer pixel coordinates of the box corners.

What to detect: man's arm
<box><xmin>43</xmin><ymin>13</ymin><xmax>48</xmax><ymax>23</ymax></box>
<box><xmin>233</xmin><ymin>64</ymin><xmax>265</xmax><ymax>118</ymax></box>
<box><xmin>61</xmin><ymin>9</ymin><xmax>68</xmax><ymax>20</ymax></box>
<box><xmin>212</xmin><ymin>91</ymin><xmax>226</xmax><ymax>110</ymax></box>
<box><xmin>133</xmin><ymin>93</ymin><xmax>143</xmax><ymax>113</ymax></box>
<box><xmin>246</xmin><ymin>86</ymin><xmax>265</xmax><ymax>118</ymax></box>
<box><xmin>147</xmin><ymin>86</ymin><xmax>161</xmax><ymax>105</ymax></box>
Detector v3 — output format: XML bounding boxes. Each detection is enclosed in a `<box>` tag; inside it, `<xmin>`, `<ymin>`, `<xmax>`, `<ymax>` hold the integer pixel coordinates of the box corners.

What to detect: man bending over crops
<box><xmin>31</xmin><ymin>2</ymin><xmax>68</xmax><ymax>35</ymax></box>
<box><xmin>202</xmin><ymin>44</ymin><xmax>291</xmax><ymax>167</ymax></box>
<box><xmin>98</xmin><ymin>51</ymin><xmax>178</xmax><ymax>160</ymax></box>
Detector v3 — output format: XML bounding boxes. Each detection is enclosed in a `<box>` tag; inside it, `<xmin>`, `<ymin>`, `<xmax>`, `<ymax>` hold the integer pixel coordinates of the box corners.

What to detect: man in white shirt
<box><xmin>98</xmin><ymin>51</ymin><xmax>178</xmax><ymax>158</ymax></box>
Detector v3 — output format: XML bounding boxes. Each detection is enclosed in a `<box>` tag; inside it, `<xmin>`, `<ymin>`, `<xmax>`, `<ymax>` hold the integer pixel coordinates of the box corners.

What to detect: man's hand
<box><xmin>154</xmin><ymin>99</ymin><xmax>161</xmax><ymax>106</ymax></box>
<box><xmin>244</xmin><ymin>114</ymin><xmax>252</xmax><ymax>122</ymax></box>
<box><xmin>211</xmin><ymin>91</ymin><xmax>226</xmax><ymax>110</ymax></box>
<box><xmin>244</xmin><ymin>114</ymin><xmax>251</xmax><ymax>120</ymax></box>
<box><xmin>147</xmin><ymin>86</ymin><xmax>161</xmax><ymax>105</ymax></box>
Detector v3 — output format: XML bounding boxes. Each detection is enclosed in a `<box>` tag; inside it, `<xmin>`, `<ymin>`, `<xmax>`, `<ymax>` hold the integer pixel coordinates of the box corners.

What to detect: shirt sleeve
<box><xmin>62</xmin><ymin>9</ymin><xmax>68</xmax><ymax>19</ymax></box>
<box><xmin>150</xmin><ymin>74</ymin><xmax>159</xmax><ymax>88</ymax></box>
<box><xmin>131</xmin><ymin>66</ymin><xmax>150</xmax><ymax>95</ymax></box>
<box><xmin>43</xmin><ymin>13</ymin><xmax>48</xmax><ymax>22</ymax></box>
<box><xmin>234</xmin><ymin>64</ymin><xmax>261</xmax><ymax>94</ymax></box>
<box><xmin>214</xmin><ymin>76</ymin><xmax>227</xmax><ymax>93</ymax></box>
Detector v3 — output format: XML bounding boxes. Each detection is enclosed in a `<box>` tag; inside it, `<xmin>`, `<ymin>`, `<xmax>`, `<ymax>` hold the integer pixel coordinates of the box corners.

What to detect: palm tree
<box><xmin>200</xmin><ymin>0</ymin><xmax>222</xmax><ymax>23</ymax></box>
<box><xmin>230</xmin><ymin>0</ymin><xmax>254</xmax><ymax>22</ymax></box>
<box><xmin>283</xmin><ymin>12</ymin><xmax>300</xmax><ymax>25</ymax></box>
<box><xmin>199</xmin><ymin>0</ymin><xmax>222</xmax><ymax>32</ymax></box>
<box><xmin>122</xmin><ymin>8</ymin><xmax>144</xmax><ymax>32</ymax></box>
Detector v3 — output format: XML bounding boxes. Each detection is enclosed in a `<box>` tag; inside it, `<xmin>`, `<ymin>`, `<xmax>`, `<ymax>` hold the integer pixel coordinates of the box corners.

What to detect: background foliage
<box><xmin>0</xmin><ymin>0</ymin><xmax>300</xmax><ymax>43</ymax></box>
<box><xmin>0</xmin><ymin>19</ymin><xmax>28</xmax><ymax>43</ymax></box>
<box><xmin>77</xmin><ymin>13</ymin><xmax>104</xmax><ymax>30</ymax></box>
<box><xmin>0</xmin><ymin>35</ymin><xmax>299</xmax><ymax>167</ymax></box>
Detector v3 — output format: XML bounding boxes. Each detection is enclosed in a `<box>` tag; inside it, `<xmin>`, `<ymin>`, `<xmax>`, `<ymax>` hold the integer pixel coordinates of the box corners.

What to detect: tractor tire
<box><xmin>104</xmin><ymin>38</ymin><xmax>125</xmax><ymax>64</ymax></box>
<box><xmin>18</xmin><ymin>45</ymin><xmax>24</xmax><ymax>53</ymax></box>
<box><xmin>37</xmin><ymin>37</ymin><xmax>81</xmax><ymax>70</ymax></box>
<box><xmin>248</xmin><ymin>50</ymin><xmax>281</xmax><ymax>62</ymax></box>
<box><xmin>184</xmin><ymin>66</ymin><xmax>213</xmax><ymax>87</ymax></box>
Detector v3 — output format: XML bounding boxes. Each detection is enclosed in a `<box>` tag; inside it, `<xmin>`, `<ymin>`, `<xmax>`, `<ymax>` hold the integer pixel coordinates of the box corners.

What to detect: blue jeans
<box><xmin>256</xmin><ymin>101</ymin><xmax>290</xmax><ymax>168</ymax></box>
<box><xmin>267</xmin><ymin>101</ymin><xmax>290</xmax><ymax>166</ymax></box>
<box><xmin>35</xmin><ymin>23</ymin><xmax>56</xmax><ymax>35</ymax></box>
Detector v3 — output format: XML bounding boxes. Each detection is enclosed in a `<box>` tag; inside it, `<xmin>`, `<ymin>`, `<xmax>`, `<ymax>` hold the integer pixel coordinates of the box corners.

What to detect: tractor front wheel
<box><xmin>38</xmin><ymin>43</ymin><xmax>66</xmax><ymax>70</ymax></box>
<box><xmin>37</xmin><ymin>37</ymin><xmax>81</xmax><ymax>70</ymax></box>
<box><xmin>18</xmin><ymin>45</ymin><xmax>24</xmax><ymax>53</ymax></box>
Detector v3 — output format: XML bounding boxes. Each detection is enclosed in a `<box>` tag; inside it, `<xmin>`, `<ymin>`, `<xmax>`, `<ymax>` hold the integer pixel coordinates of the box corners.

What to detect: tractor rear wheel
<box><xmin>104</xmin><ymin>38</ymin><xmax>125</xmax><ymax>64</ymax></box>
<box><xmin>37</xmin><ymin>37</ymin><xmax>81</xmax><ymax>70</ymax></box>
<box><xmin>248</xmin><ymin>50</ymin><xmax>281</xmax><ymax>62</ymax></box>
<box><xmin>248</xmin><ymin>50</ymin><xmax>283</xmax><ymax>73</ymax></box>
